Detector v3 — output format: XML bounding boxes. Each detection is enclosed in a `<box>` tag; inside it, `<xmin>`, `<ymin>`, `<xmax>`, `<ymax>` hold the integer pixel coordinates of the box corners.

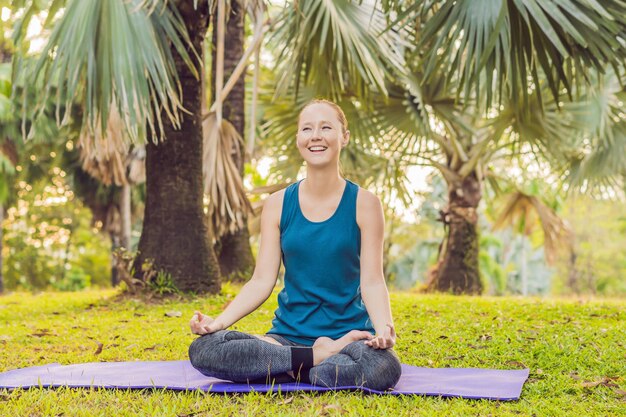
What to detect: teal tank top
<box><xmin>266</xmin><ymin>178</ymin><xmax>375</xmax><ymax>346</ymax></box>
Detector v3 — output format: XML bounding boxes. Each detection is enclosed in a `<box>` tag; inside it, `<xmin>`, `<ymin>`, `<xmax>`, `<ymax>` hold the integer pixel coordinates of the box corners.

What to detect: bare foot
<box><xmin>312</xmin><ymin>330</ymin><xmax>372</xmax><ymax>365</ymax></box>
<box><xmin>253</xmin><ymin>335</ymin><xmax>282</xmax><ymax>346</ymax></box>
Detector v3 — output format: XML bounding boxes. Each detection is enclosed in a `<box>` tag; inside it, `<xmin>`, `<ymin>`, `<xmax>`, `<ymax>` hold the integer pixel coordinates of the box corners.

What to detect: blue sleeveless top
<box><xmin>266</xmin><ymin>178</ymin><xmax>375</xmax><ymax>346</ymax></box>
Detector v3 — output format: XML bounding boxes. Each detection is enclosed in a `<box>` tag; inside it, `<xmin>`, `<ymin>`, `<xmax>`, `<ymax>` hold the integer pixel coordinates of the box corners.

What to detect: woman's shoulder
<box><xmin>354</xmin><ymin>184</ymin><xmax>381</xmax><ymax>207</ymax></box>
<box><xmin>355</xmin><ymin>185</ymin><xmax>383</xmax><ymax>226</ymax></box>
<box><xmin>264</xmin><ymin>187</ymin><xmax>287</xmax><ymax>212</ymax></box>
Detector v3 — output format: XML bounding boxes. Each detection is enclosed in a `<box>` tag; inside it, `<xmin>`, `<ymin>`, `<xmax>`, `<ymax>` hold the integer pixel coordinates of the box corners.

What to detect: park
<box><xmin>0</xmin><ymin>0</ymin><xmax>625</xmax><ymax>415</ymax></box>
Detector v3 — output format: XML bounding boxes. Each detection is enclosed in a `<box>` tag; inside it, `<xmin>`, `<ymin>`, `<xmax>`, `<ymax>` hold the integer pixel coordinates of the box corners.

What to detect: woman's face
<box><xmin>296</xmin><ymin>103</ymin><xmax>349</xmax><ymax>168</ymax></box>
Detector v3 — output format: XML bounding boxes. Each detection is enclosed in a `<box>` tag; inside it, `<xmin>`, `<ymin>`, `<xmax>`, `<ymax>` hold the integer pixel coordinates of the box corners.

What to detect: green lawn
<box><xmin>1</xmin><ymin>286</ymin><xmax>624</xmax><ymax>416</ymax></box>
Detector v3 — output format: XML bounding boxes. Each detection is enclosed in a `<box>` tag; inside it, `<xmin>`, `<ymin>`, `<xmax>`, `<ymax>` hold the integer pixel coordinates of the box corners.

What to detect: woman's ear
<box><xmin>342</xmin><ymin>130</ymin><xmax>351</xmax><ymax>147</ymax></box>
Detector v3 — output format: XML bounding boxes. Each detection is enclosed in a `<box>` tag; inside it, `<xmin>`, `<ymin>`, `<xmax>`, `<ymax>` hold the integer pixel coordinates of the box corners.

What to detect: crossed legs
<box><xmin>188</xmin><ymin>330</ymin><xmax>402</xmax><ymax>391</ymax></box>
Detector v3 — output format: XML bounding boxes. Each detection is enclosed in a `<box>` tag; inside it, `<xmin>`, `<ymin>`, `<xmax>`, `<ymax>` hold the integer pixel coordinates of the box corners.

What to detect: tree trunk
<box><xmin>430</xmin><ymin>172</ymin><xmax>483</xmax><ymax>294</ymax></box>
<box><xmin>520</xmin><ymin>234</ymin><xmax>528</xmax><ymax>296</ymax></box>
<box><xmin>110</xmin><ymin>231</ymin><xmax>121</xmax><ymax>287</ymax></box>
<box><xmin>212</xmin><ymin>0</ymin><xmax>254</xmax><ymax>281</ymax></box>
<box><xmin>0</xmin><ymin>203</ymin><xmax>4</xmax><ymax>293</ymax></box>
<box><xmin>133</xmin><ymin>2</ymin><xmax>220</xmax><ymax>293</ymax></box>
<box><xmin>120</xmin><ymin>183</ymin><xmax>131</xmax><ymax>251</ymax></box>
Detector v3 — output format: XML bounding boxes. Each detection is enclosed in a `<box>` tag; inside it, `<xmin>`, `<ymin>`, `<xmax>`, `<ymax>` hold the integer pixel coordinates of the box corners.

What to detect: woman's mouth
<box><xmin>308</xmin><ymin>146</ymin><xmax>328</xmax><ymax>153</ymax></box>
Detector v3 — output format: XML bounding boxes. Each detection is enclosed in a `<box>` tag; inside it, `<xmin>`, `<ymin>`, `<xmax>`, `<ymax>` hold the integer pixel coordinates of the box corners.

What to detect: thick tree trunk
<box><xmin>133</xmin><ymin>2</ymin><xmax>220</xmax><ymax>293</ymax></box>
<box><xmin>0</xmin><ymin>203</ymin><xmax>4</xmax><ymax>293</ymax></box>
<box><xmin>212</xmin><ymin>0</ymin><xmax>254</xmax><ymax>281</ymax></box>
<box><xmin>430</xmin><ymin>172</ymin><xmax>483</xmax><ymax>294</ymax></box>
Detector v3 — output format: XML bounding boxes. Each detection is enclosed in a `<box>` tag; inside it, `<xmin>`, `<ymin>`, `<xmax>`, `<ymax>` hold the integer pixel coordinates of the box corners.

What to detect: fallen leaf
<box><xmin>165</xmin><ymin>311</ymin><xmax>182</xmax><ymax>318</ymax></box>
<box><xmin>467</xmin><ymin>344</ymin><xmax>487</xmax><ymax>350</ymax></box>
<box><xmin>322</xmin><ymin>404</ymin><xmax>344</xmax><ymax>415</ymax></box>
<box><xmin>582</xmin><ymin>377</ymin><xmax>620</xmax><ymax>389</ymax></box>
<box><xmin>125</xmin><ymin>344</ymin><xmax>138</xmax><ymax>350</ymax></box>
<box><xmin>569</xmin><ymin>372</ymin><xmax>580</xmax><ymax>380</ymax></box>
<box><xmin>478</xmin><ymin>334</ymin><xmax>492</xmax><ymax>342</ymax></box>
<box><xmin>143</xmin><ymin>344</ymin><xmax>163</xmax><ymax>351</ymax></box>
<box><xmin>444</xmin><ymin>355</ymin><xmax>465</xmax><ymax>361</ymax></box>
<box><xmin>94</xmin><ymin>341</ymin><xmax>103</xmax><ymax>355</ymax></box>
<box><xmin>278</xmin><ymin>396</ymin><xmax>294</xmax><ymax>405</ymax></box>
<box><xmin>29</xmin><ymin>329</ymin><xmax>56</xmax><ymax>338</ymax></box>
<box><xmin>506</xmin><ymin>361</ymin><xmax>527</xmax><ymax>369</ymax></box>
<box><xmin>133</xmin><ymin>313</ymin><xmax>145</xmax><ymax>317</ymax></box>
<box><xmin>438</xmin><ymin>335</ymin><xmax>449</xmax><ymax>339</ymax></box>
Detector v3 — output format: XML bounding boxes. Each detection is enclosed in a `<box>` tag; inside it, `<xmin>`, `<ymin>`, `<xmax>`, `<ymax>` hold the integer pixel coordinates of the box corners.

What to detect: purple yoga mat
<box><xmin>0</xmin><ymin>361</ymin><xmax>529</xmax><ymax>400</ymax></box>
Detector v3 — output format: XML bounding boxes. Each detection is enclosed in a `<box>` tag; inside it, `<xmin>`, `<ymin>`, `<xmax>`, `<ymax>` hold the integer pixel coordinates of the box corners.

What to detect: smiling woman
<box><xmin>188</xmin><ymin>99</ymin><xmax>402</xmax><ymax>391</ymax></box>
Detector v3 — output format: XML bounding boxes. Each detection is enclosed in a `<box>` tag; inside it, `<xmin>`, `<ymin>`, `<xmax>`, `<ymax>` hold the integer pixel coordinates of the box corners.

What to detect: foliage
<box><xmin>111</xmin><ymin>249</ymin><xmax>181</xmax><ymax>296</ymax></box>
<box><xmin>399</xmin><ymin>0</ymin><xmax>626</xmax><ymax>110</ymax></box>
<box><xmin>552</xmin><ymin>195</ymin><xmax>626</xmax><ymax>296</ymax></box>
<box><xmin>52</xmin><ymin>265</ymin><xmax>91</xmax><ymax>291</ymax></box>
<box><xmin>0</xmin><ymin>288</ymin><xmax>624</xmax><ymax>415</ymax></box>
<box><xmin>11</xmin><ymin>0</ymin><xmax>198</xmax><ymax>145</ymax></box>
<box><xmin>147</xmin><ymin>270</ymin><xmax>179</xmax><ymax>296</ymax></box>
<box><xmin>2</xmin><ymin>169</ymin><xmax>111</xmax><ymax>290</ymax></box>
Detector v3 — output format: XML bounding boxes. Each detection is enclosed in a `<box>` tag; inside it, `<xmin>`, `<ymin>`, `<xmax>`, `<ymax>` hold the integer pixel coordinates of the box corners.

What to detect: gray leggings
<box><xmin>188</xmin><ymin>330</ymin><xmax>402</xmax><ymax>391</ymax></box>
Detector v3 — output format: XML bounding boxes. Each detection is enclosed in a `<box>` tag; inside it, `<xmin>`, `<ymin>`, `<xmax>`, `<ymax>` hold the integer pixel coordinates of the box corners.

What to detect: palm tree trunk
<box><xmin>520</xmin><ymin>234</ymin><xmax>528</xmax><ymax>296</ymax></box>
<box><xmin>134</xmin><ymin>2</ymin><xmax>220</xmax><ymax>293</ymax></box>
<box><xmin>212</xmin><ymin>0</ymin><xmax>254</xmax><ymax>281</ymax></box>
<box><xmin>110</xmin><ymin>231</ymin><xmax>121</xmax><ymax>287</ymax></box>
<box><xmin>120</xmin><ymin>183</ymin><xmax>131</xmax><ymax>250</ymax></box>
<box><xmin>430</xmin><ymin>172</ymin><xmax>483</xmax><ymax>294</ymax></box>
<box><xmin>0</xmin><ymin>203</ymin><xmax>4</xmax><ymax>293</ymax></box>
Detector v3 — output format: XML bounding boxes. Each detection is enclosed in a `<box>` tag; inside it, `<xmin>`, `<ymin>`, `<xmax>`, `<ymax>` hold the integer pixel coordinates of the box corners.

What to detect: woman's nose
<box><xmin>312</xmin><ymin>127</ymin><xmax>324</xmax><ymax>137</ymax></box>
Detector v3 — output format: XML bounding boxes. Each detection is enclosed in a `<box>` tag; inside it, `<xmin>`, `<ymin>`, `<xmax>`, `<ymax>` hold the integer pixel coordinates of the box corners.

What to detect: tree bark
<box><xmin>110</xmin><ymin>231</ymin><xmax>121</xmax><ymax>287</ymax></box>
<box><xmin>430</xmin><ymin>172</ymin><xmax>483</xmax><ymax>294</ymax></box>
<box><xmin>120</xmin><ymin>183</ymin><xmax>131</xmax><ymax>251</ymax></box>
<box><xmin>212</xmin><ymin>0</ymin><xmax>254</xmax><ymax>281</ymax></box>
<box><xmin>133</xmin><ymin>2</ymin><xmax>220</xmax><ymax>293</ymax></box>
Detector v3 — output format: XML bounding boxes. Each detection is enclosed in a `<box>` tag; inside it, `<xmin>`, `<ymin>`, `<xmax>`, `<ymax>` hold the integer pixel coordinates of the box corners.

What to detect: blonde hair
<box><xmin>298</xmin><ymin>99</ymin><xmax>349</xmax><ymax>134</ymax></box>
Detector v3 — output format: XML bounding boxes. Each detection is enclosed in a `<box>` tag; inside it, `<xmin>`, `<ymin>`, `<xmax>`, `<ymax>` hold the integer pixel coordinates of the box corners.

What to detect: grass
<box><xmin>0</xmin><ymin>285</ymin><xmax>625</xmax><ymax>416</ymax></box>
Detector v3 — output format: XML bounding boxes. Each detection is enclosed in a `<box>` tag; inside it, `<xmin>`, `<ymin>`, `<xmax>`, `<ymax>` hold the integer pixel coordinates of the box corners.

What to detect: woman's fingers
<box><xmin>364</xmin><ymin>334</ymin><xmax>395</xmax><ymax>349</ymax></box>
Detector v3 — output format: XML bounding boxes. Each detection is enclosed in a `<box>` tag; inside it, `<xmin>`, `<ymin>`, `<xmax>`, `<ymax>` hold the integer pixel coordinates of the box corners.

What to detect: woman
<box><xmin>188</xmin><ymin>99</ymin><xmax>401</xmax><ymax>391</ymax></box>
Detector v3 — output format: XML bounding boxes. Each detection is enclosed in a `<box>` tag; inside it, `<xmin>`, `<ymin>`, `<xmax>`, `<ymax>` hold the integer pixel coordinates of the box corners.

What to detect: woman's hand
<box><xmin>189</xmin><ymin>311</ymin><xmax>224</xmax><ymax>335</ymax></box>
<box><xmin>364</xmin><ymin>323</ymin><xmax>396</xmax><ymax>349</ymax></box>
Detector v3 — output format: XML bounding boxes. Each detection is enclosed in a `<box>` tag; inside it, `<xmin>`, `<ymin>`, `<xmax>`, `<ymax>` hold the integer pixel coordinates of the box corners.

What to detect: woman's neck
<box><xmin>302</xmin><ymin>167</ymin><xmax>344</xmax><ymax>197</ymax></box>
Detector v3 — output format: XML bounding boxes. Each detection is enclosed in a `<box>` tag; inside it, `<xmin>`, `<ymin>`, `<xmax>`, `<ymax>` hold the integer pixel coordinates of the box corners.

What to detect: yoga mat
<box><xmin>0</xmin><ymin>361</ymin><xmax>529</xmax><ymax>400</ymax></box>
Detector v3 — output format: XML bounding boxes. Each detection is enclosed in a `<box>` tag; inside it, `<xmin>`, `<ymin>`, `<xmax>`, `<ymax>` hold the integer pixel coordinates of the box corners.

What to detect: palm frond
<box><xmin>271</xmin><ymin>0</ymin><xmax>406</xmax><ymax>101</ymax></box>
<box><xmin>78</xmin><ymin>104</ymin><xmax>129</xmax><ymax>187</ymax></box>
<box><xmin>203</xmin><ymin>112</ymin><xmax>253</xmax><ymax>239</ymax></box>
<box><xmin>493</xmin><ymin>190</ymin><xmax>571</xmax><ymax>264</ymax></box>
<box><xmin>408</xmin><ymin>0</ymin><xmax>626</xmax><ymax>109</ymax></box>
<box><xmin>13</xmin><ymin>0</ymin><xmax>199</xmax><ymax>145</ymax></box>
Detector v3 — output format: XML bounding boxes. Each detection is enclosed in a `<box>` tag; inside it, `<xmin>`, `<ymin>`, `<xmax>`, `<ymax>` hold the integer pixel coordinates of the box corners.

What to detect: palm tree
<box><xmin>262</xmin><ymin>0</ymin><xmax>625</xmax><ymax>294</ymax></box>
<box><xmin>12</xmin><ymin>0</ymin><xmax>221</xmax><ymax>292</ymax></box>
<box><xmin>210</xmin><ymin>0</ymin><xmax>254</xmax><ymax>281</ymax></box>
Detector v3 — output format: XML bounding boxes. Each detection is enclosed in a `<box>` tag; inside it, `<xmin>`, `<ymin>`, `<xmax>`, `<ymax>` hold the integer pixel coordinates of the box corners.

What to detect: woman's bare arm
<box><xmin>357</xmin><ymin>188</ymin><xmax>396</xmax><ymax>349</ymax></box>
<box><xmin>190</xmin><ymin>190</ymin><xmax>284</xmax><ymax>334</ymax></box>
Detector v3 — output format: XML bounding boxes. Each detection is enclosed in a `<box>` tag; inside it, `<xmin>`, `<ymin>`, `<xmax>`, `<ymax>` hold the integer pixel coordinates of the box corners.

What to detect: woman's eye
<box><xmin>302</xmin><ymin>127</ymin><xmax>311</xmax><ymax>132</ymax></box>
<box><xmin>322</xmin><ymin>126</ymin><xmax>331</xmax><ymax>130</ymax></box>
